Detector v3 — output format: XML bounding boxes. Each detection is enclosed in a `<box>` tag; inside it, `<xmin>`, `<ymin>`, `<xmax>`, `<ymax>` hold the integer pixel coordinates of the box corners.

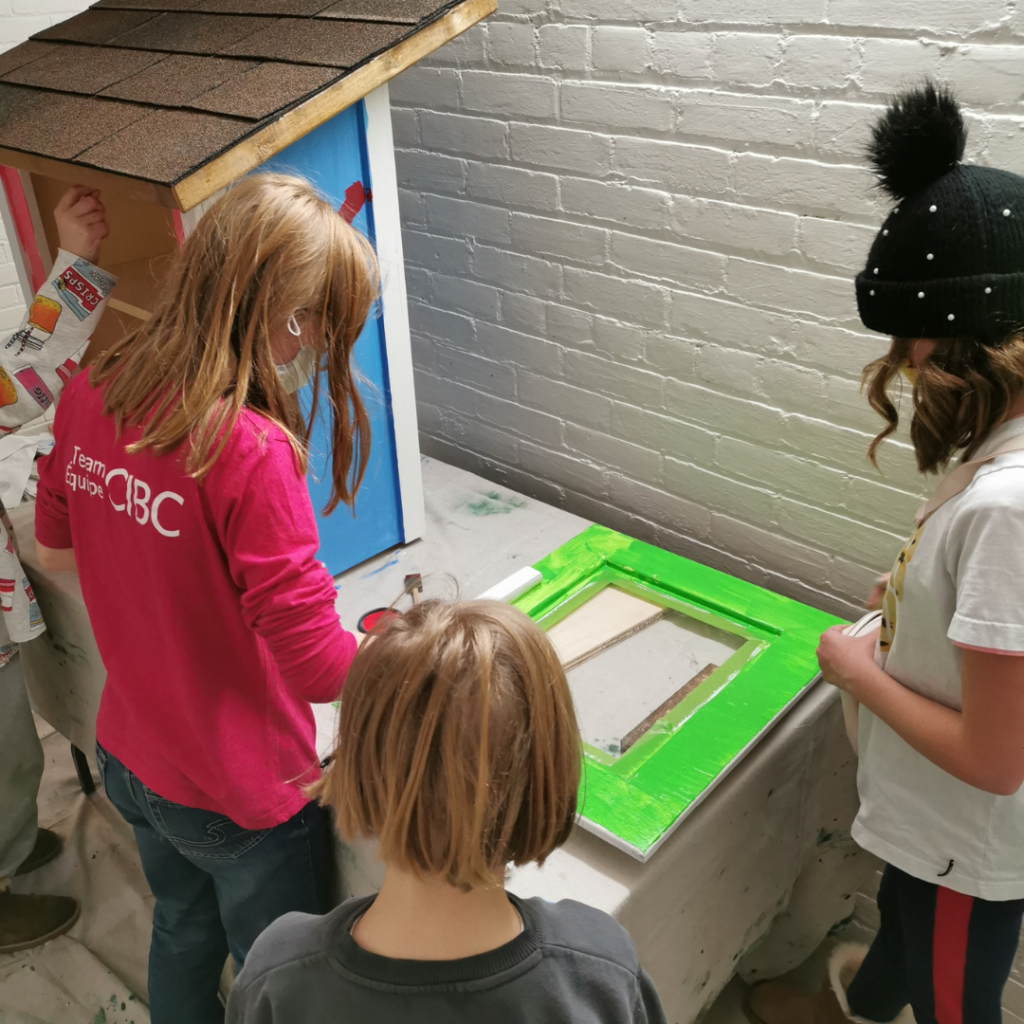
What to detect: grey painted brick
<box><xmin>693</xmin><ymin>342</ymin><xmax>761</xmax><ymax>395</ymax></box>
<box><xmin>594</xmin><ymin>316</ymin><xmax>646</xmax><ymax>362</ymax></box>
<box><xmin>510</xmin><ymin>212</ymin><xmax>608</xmax><ymax>265</ymax></box>
<box><xmin>779</xmin><ymin>35</ymin><xmax>855</xmax><ymax>90</ymax></box>
<box><xmin>947</xmin><ymin>45</ymin><xmax>1024</xmax><ymax>109</ymax></box>
<box><xmin>562</xmin><ymin>82</ymin><xmax>674</xmax><ymax>132</ymax></box>
<box><xmin>475</xmin><ymin>322</ymin><xmax>564</xmax><ymax>377</ymax></box>
<box><xmin>613</xmin><ymin>137</ymin><xmax>732</xmax><ymax>194</ymax></box>
<box><xmin>500</xmin><ymin>291</ymin><xmax>547</xmax><ymax>337</ymax></box>
<box><xmin>564</xmin><ymin>348</ymin><xmax>667</xmax><ymax>406</ymax></box>
<box><xmin>675</xmin><ymin>90</ymin><xmax>816</xmax><ymax>151</ymax></box>
<box><xmin>424</xmin><ymin>194</ymin><xmax>511</xmax><ymax>245</ymax></box>
<box><xmin>606</xmin><ymin>474</ymin><xmax>714</xmax><ymax>539</ymax></box>
<box><xmin>563</xmin><ymin>267</ymin><xmax>670</xmax><ymax>327</ymax></box>
<box><xmin>663</xmin><ymin>456</ymin><xmax>777</xmax><ymax>525</ymax></box>
<box><xmin>426</xmin><ymin>22</ymin><xmax>486</xmax><ymax>66</ymax></box>
<box><xmin>651</xmin><ymin>30</ymin><xmax>713</xmax><ymax>80</ymax></box>
<box><xmin>537</xmin><ymin>24</ymin><xmax>588</xmax><ymax>72</ymax></box>
<box><xmin>733</xmin><ymin>153</ymin><xmax>878</xmax><ymax>220</ymax></box>
<box><xmin>725</xmin><ymin>256</ymin><xmax>857</xmax><ymax>322</ymax></box>
<box><xmin>825</xmin><ymin>0</ymin><xmax>1006</xmax><ymax>34</ymax></box>
<box><xmin>474</xmin><ymin>245</ymin><xmax>563</xmax><ymax>298</ymax></box>
<box><xmin>591</xmin><ymin>25</ymin><xmax>648</xmax><ymax>74</ymax></box>
<box><xmin>798</xmin><ymin>216</ymin><xmax>875</xmax><ymax>274</ymax></box>
<box><xmin>518</xmin><ymin>440</ymin><xmax>607</xmax><ymax>498</ymax></box>
<box><xmin>402</xmin><ymin>230</ymin><xmax>473</xmax><ymax>276</ymax></box>
<box><xmin>389</xmin><ymin>65</ymin><xmax>460</xmax><ymax>109</ymax></box>
<box><xmin>431</xmin><ymin>274</ymin><xmax>501</xmax><ymax>321</ymax></box>
<box><xmin>546</xmin><ymin>302</ymin><xmax>593</xmax><ymax>346</ymax></box>
<box><xmin>669</xmin><ymin>290</ymin><xmax>781</xmax><ymax>350</ymax></box>
<box><xmin>391</xmin><ymin>107</ymin><xmax>419</xmax><ymax>148</ymax></box>
<box><xmin>510</xmin><ymin>122</ymin><xmax>612</xmax><ymax>176</ymax></box>
<box><xmin>435</xmin><ymin>345</ymin><xmax>517</xmax><ymax>400</ymax></box>
<box><xmin>395</xmin><ymin>150</ymin><xmax>465</xmax><ymax>194</ymax></box>
<box><xmin>856</xmin><ymin>37</ymin><xmax>945</xmax><ymax>96</ymax></box>
<box><xmin>774</xmin><ymin>494</ymin><xmax>904</xmax><ymax>565</ymax></box>
<box><xmin>814</xmin><ymin>100</ymin><xmax>885</xmax><ymax>163</ymax></box>
<box><xmin>557</xmin><ymin>0</ymin><xmax>679</xmax><ymax>20</ymax></box>
<box><xmin>643</xmin><ymin>333</ymin><xmax>698</xmax><ymax>378</ymax></box>
<box><xmin>565</xmin><ymin>423</ymin><xmax>662</xmax><ymax>481</ymax></box>
<box><xmin>609</xmin><ymin>232</ymin><xmax>728</xmax><ymax>291</ymax></box>
<box><xmin>419</xmin><ymin>111</ymin><xmax>508</xmax><ymax>160</ymax></box>
<box><xmin>466</xmin><ymin>162</ymin><xmax>558</xmax><ymax>211</ymax></box>
<box><xmin>398</xmin><ymin>187</ymin><xmax>426</xmax><ymax>229</ymax></box>
<box><xmin>682</xmin><ymin>0</ymin><xmax>826</xmax><ymax>23</ymax></box>
<box><xmin>711</xmin><ymin>32</ymin><xmax>781</xmax><ymax>87</ymax></box>
<box><xmin>460</xmin><ymin>70</ymin><xmax>557</xmax><ymax>119</ymax></box>
<box><xmin>561</xmin><ymin>177</ymin><xmax>671</xmax><ymax>231</ymax></box>
<box><xmin>518</xmin><ymin>371</ymin><xmax>614</xmax><ymax>432</ymax></box>
<box><xmin>611</xmin><ymin>401</ymin><xmax>718</xmax><ymax>464</ymax></box>
<box><xmin>487</xmin><ymin>21</ymin><xmax>536</xmax><ymax>67</ymax></box>
<box><xmin>408</xmin><ymin>301</ymin><xmax>476</xmax><ymax>348</ymax></box>
<box><xmin>671</xmin><ymin>197</ymin><xmax>798</xmax><ymax>257</ymax></box>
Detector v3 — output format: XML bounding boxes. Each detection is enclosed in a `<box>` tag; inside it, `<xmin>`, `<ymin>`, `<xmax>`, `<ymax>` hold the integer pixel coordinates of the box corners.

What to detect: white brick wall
<box><xmin>390</xmin><ymin>0</ymin><xmax>1024</xmax><ymax>618</ymax></box>
<box><xmin>3</xmin><ymin>4</ymin><xmax>1023</xmax><ymax>617</ymax></box>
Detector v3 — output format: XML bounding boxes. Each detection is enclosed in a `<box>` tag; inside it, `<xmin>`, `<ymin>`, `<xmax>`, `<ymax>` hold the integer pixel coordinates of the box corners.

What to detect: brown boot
<box><xmin>14</xmin><ymin>828</ymin><xmax>62</xmax><ymax>876</ymax></box>
<box><xmin>746</xmin><ymin>943</ymin><xmax>914</xmax><ymax>1024</ymax></box>
<box><xmin>0</xmin><ymin>888</ymin><xmax>80</xmax><ymax>953</ymax></box>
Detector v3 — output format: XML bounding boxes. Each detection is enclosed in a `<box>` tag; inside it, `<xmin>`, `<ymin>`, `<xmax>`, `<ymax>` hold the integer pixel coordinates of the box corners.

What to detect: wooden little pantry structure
<box><xmin>0</xmin><ymin>0</ymin><xmax>493</xmax><ymax>572</ymax></box>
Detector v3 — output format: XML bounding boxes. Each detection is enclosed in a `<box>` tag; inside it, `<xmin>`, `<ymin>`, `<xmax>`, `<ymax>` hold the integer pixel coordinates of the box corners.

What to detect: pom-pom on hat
<box><xmin>855</xmin><ymin>81</ymin><xmax>1024</xmax><ymax>342</ymax></box>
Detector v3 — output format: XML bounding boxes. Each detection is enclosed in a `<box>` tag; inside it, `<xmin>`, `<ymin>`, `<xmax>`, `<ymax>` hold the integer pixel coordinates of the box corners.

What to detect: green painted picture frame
<box><xmin>514</xmin><ymin>525</ymin><xmax>844</xmax><ymax>861</ymax></box>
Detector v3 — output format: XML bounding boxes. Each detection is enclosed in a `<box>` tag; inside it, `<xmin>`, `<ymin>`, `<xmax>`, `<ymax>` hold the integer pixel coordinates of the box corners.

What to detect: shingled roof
<box><xmin>0</xmin><ymin>0</ymin><xmax>492</xmax><ymax>208</ymax></box>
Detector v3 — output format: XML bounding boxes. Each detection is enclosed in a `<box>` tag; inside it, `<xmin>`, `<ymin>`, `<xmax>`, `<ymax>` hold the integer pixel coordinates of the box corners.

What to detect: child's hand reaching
<box><xmin>816</xmin><ymin>624</ymin><xmax>878</xmax><ymax>697</ymax></box>
<box><xmin>54</xmin><ymin>185</ymin><xmax>109</xmax><ymax>264</ymax></box>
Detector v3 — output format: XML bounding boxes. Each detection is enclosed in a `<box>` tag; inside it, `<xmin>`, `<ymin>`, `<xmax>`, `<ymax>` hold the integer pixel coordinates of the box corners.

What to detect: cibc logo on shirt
<box><xmin>65</xmin><ymin>446</ymin><xmax>184</xmax><ymax>538</ymax></box>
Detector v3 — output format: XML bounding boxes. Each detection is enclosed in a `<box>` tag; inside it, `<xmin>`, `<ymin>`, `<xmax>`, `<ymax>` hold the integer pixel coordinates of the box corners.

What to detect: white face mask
<box><xmin>276</xmin><ymin>345</ymin><xmax>317</xmax><ymax>395</ymax></box>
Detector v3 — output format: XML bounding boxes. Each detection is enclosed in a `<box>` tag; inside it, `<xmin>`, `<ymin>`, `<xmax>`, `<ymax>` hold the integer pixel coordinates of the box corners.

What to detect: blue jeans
<box><xmin>96</xmin><ymin>743</ymin><xmax>333</xmax><ymax>1024</ymax></box>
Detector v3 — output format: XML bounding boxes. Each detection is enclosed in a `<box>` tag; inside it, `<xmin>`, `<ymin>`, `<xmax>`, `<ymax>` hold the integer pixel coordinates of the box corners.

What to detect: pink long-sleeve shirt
<box><xmin>35</xmin><ymin>372</ymin><xmax>357</xmax><ymax>828</ymax></box>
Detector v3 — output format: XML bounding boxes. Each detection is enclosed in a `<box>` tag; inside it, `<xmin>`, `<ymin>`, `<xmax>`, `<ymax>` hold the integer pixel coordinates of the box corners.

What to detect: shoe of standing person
<box><xmin>0</xmin><ymin>888</ymin><xmax>80</xmax><ymax>953</ymax></box>
<box><xmin>14</xmin><ymin>828</ymin><xmax>62</xmax><ymax>876</ymax></box>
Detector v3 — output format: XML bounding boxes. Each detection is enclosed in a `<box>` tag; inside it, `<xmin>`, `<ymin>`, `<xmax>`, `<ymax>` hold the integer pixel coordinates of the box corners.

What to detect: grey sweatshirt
<box><xmin>226</xmin><ymin>892</ymin><xmax>667</xmax><ymax>1024</ymax></box>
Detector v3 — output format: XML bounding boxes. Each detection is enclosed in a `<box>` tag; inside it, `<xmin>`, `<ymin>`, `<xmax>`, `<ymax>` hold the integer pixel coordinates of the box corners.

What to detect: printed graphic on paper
<box><xmin>0</xmin><ymin>367</ymin><xmax>18</xmax><ymax>410</ymax></box>
<box><xmin>6</xmin><ymin>296</ymin><xmax>63</xmax><ymax>357</ymax></box>
<box><xmin>22</xmin><ymin>578</ymin><xmax>42</xmax><ymax>630</ymax></box>
<box><xmin>13</xmin><ymin>366</ymin><xmax>54</xmax><ymax>412</ymax></box>
<box><xmin>52</xmin><ymin>259</ymin><xmax>115</xmax><ymax>322</ymax></box>
<box><xmin>0</xmin><ymin>578</ymin><xmax>16</xmax><ymax>612</ymax></box>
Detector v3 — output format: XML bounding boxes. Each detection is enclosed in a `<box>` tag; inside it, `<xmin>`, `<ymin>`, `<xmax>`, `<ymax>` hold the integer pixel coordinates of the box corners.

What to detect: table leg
<box><xmin>71</xmin><ymin>743</ymin><xmax>96</xmax><ymax>795</ymax></box>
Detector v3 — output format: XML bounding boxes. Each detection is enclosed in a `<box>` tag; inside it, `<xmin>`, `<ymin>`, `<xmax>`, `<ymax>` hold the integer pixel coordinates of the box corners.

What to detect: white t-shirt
<box><xmin>854</xmin><ymin>415</ymin><xmax>1024</xmax><ymax>900</ymax></box>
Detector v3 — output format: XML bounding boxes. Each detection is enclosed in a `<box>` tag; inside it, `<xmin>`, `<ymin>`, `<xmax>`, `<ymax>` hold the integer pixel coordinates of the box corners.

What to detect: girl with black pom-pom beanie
<box><xmin>749</xmin><ymin>82</ymin><xmax>1024</xmax><ymax>1024</ymax></box>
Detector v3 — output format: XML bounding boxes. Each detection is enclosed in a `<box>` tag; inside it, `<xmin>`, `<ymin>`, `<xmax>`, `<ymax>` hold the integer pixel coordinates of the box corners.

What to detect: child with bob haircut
<box><xmin>749</xmin><ymin>83</ymin><xmax>1024</xmax><ymax>1024</ymax></box>
<box><xmin>227</xmin><ymin>599</ymin><xmax>667</xmax><ymax>1024</ymax></box>
<box><xmin>34</xmin><ymin>173</ymin><xmax>377</xmax><ymax>1024</ymax></box>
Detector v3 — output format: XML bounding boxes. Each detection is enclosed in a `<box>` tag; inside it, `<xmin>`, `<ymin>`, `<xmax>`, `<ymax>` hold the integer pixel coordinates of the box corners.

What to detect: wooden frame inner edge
<box><xmin>172</xmin><ymin>0</ymin><xmax>496</xmax><ymax>210</ymax></box>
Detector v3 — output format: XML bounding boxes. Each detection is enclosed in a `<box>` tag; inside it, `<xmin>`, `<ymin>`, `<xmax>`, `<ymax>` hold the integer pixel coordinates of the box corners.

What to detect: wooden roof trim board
<box><xmin>171</xmin><ymin>0</ymin><xmax>494</xmax><ymax>210</ymax></box>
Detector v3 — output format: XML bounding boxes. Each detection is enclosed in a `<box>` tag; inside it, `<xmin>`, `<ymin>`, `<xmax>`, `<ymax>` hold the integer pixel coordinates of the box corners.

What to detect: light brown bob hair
<box><xmin>864</xmin><ymin>331</ymin><xmax>1024</xmax><ymax>474</ymax></box>
<box><xmin>91</xmin><ymin>173</ymin><xmax>379</xmax><ymax>512</ymax></box>
<box><xmin>311</xmin><ymin>599</ymin><xmax>581</xmax><ymax>890</ymax></box>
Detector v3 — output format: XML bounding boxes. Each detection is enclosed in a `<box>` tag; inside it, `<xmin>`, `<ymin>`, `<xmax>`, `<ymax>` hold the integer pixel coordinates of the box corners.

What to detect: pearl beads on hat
<box><xmin>930</xmin><ymin>205</ymin><xmax>937</xmax><ymax>213</ymax></box>
<box><xmin>918</xmin><ymin>291</ymin><xmax>925</xmax><ymax>298</ymax></box>
<box><xmin>986</xmin><ymin>287</ymin><xmax>993</xmax><ymax>294</ymax></box>
<box><xmin>948</xmin><ymin>314</ymin><xmax>955</xmax><ymax>321</ymax></box>
<box><xmin>927</xmin><ymin>253</ymin><xmax>934</xmax><ymax>260</ymax></box>
<box><xmin>1004</xmin><ymin>209</ymin><xmax>1012</xmax><ymax>217</ymax></box>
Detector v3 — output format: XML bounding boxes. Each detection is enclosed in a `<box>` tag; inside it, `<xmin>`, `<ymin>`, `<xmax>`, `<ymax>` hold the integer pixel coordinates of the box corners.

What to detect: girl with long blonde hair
<box><xmin>34</xmin><ymin>173</ymin><xmax>378</xmax><ymax>1024</ymax></box>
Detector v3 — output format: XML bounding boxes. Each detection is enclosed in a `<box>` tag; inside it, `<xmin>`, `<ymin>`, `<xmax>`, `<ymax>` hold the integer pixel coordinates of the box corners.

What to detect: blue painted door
<box><xmin>259</xmin><ymin>102</ymin><xmax>403</xmax><ymax>575</ymax></box>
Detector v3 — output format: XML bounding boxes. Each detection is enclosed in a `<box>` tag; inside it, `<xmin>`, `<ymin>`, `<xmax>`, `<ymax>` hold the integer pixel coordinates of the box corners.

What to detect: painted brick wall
<box><xmin>389</xmin><ymin>0</ymin><xmax>1024</xmax><ymax>618</ymax></box>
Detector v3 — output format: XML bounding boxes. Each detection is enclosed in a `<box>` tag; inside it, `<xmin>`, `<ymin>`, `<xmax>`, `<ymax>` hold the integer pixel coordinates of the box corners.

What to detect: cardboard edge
<box><xmin>171</xmin><ymin>0</ymin><xmax>496</xmax><ymax>210</ymax></box>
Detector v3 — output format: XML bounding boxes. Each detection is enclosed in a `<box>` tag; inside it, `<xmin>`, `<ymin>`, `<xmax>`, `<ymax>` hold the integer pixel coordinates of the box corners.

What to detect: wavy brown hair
<box><xmin>310</xmin><ymin>600</ymin><xmax>581</xmax><ymax>890</ymax></box>
<box><xmin>864</xmin><ymin>331</ymin><xmax>1024</xmax><ymax>473</ymax></box>
<box><xmin>90</xmin><ymin>173</ymin><xmax>379</xmax><ymax>512</ymax></box>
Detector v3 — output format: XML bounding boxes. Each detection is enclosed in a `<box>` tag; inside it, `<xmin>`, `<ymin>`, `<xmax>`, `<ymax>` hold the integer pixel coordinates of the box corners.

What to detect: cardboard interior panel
<box><xmin>2</xmin><ymin>45</ymin><xmax>165</xmax><ymax>95</ymax></box>
<box><xmin>189</xmin><ymin>61</ymin><xmax>338</xmax><ymax>119</ymax></box>
<box><xmin>225</xmin><ymin>17</ymin><xmax>406</xmax><ymax>66</ymax></box>
<box><xmin>34</xmin><ymin>9</ymin><xmax>159</xmax><ymax>45</ymax></box>
<box><xmin>30</xmin><ymin>170</ymin><xmax>179</xmax><ymax>361</ymax></box>
<box><xmin>78</xmin><ymin>108</ymin><xmax>252</xmax><ymax>181</ymax></box>
<box><xmin>0</xmin><ymin>85</ymin><xmax>151</xmax><ymax>161</ymax></box>
<box><xmin>99</xmin><ymin>53</ymin><xmax>257</xmax><ymax>106</ymax></box>
<box><xmin>107</xmin><ymin>12</ymin><xmax>275</xmax><ymax>55</ymax></box>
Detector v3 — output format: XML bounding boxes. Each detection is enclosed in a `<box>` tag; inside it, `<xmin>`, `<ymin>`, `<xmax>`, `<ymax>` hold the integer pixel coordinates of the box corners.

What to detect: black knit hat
<box><xmin>855</xmin><ymin>82</ymin><xmax>1024</xmax><ymax>342</ymax></box>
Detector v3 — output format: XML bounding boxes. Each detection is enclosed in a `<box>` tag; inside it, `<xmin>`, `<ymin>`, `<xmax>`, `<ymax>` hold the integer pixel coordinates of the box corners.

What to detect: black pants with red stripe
<box><xmin>847</xmin><ymin>865</ymin><xmax>1024</xmax><ymax>1024</ymax></box>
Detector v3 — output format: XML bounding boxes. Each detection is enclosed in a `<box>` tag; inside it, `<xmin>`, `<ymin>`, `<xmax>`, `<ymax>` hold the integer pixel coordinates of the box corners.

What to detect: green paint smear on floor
<box><xmin>515</xmin><ymin>524</ymin><xmax>844</xmax><ymax>859</ymax></box>
<box><xmin>463</xmin><ymin>491</ymin><xmax>526</xmax><ymax>516</ymax></box>
<box><xmin>90</xmin><ymin>1010</ymin><xmax>107</xmax><ymax>1024</ymax></box>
